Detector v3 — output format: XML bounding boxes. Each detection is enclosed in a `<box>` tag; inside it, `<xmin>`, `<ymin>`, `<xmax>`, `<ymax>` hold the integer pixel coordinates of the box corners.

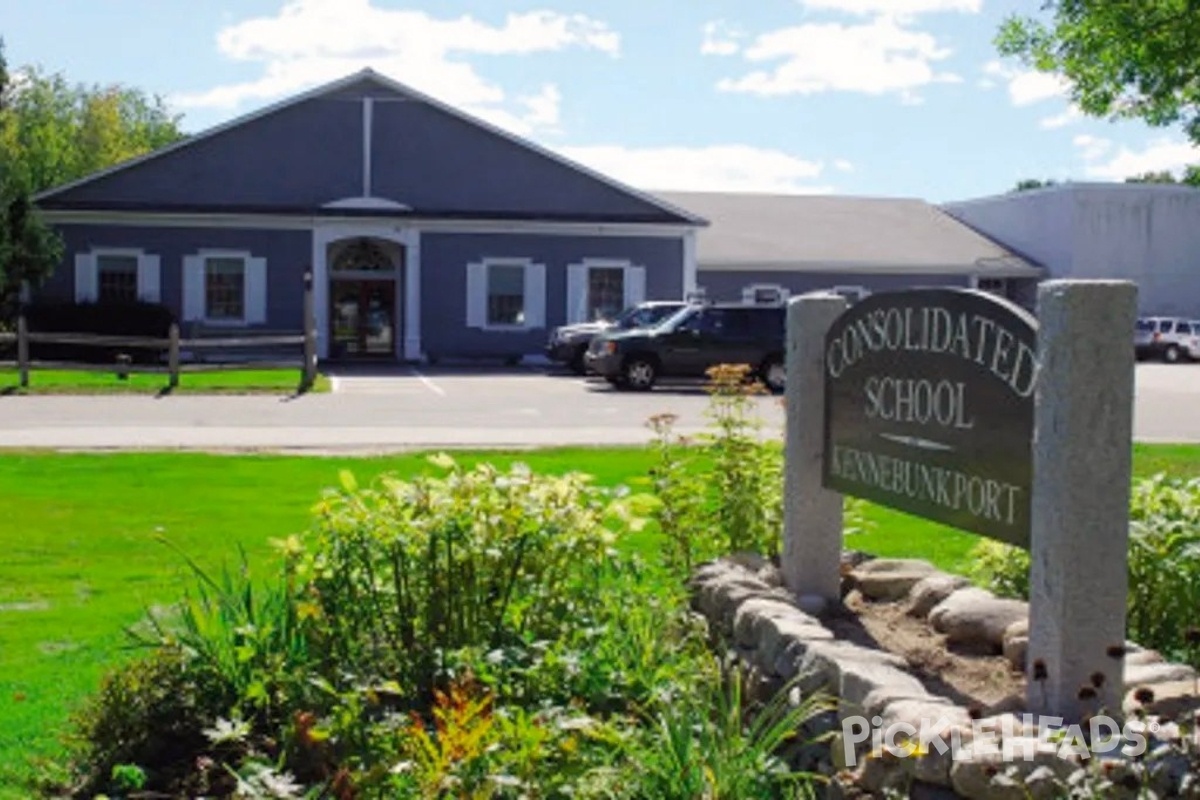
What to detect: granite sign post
<box><xmin>783</xmin><ymin>293</ymin><xmax>848</xmax><ymax>603</ymax></box>
<box><xmin>822</xmin><ymin>288</ymin><xmax>1038</xmax><ymax>547</ymax></box>
<box><xmin>1026</xmin><ymin>280</ymin><xmax>1136</xmax><ymax>721</ymax></box>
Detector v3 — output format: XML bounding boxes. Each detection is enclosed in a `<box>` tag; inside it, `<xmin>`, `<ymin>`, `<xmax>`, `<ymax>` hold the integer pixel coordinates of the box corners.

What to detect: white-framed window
<box><xmin>182</xmin><ymin>250</ymin><xmax>268</xmax><ymax>325</ymax></box>
<box><xmin>741</xmin><ymin>283</ymin><xmax>790</xmax><ymax>305</ymax></box>
<box><xmin>829</xmin><ymin>285</ymin><xmax>871</xmax><ymax>304</ymax></box>
<box><xmin>974</xmin><ymin>277</ymin><xmax>1008</xmax><ymax>296</ymax></box>
<box><xmin>566</xmin><ymin>259</ymin><xmax>646</xmax><ymax>324</ymax></box>
<box><xmin>466</xmin><ymin>258</ymin><xmax>546</xmax><ymax>331</ymax></box>
<box><xmin>74</xmin><ymin>248</ymin><xmax>161</xmax><ymax>304</ymax></box>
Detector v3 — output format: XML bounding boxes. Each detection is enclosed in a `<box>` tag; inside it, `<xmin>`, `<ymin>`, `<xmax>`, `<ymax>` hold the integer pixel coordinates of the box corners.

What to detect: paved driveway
<box><xmin>0</xmin><ymin>363</ymin><xmax>1196</xmax><ymax>451</ymax></box>
<box><xmin>0</xmin><ymin>365</ymin><xmax>785</xmax><ymax>451</ymax></box>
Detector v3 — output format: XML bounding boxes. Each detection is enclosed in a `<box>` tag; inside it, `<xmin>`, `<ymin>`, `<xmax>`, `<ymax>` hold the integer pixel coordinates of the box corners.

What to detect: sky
<box><xmin>3</xmin><ymin>0</ymin><xmax>1197</xmax><ymax>203</ymax></box>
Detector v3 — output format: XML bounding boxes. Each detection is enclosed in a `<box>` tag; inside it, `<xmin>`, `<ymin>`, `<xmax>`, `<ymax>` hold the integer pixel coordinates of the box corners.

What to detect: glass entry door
<box><xmin>330</xmin><ymin>279</ymin><xmax>396</xmax><ymax>358</ymax></box>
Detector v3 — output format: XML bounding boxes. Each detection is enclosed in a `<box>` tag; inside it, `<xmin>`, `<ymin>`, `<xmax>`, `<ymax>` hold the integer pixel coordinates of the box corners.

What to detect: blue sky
<box><xmin>3</xmin><ymin>0</ymin><xmax>1196</xmax><ymax>202</ymax></box>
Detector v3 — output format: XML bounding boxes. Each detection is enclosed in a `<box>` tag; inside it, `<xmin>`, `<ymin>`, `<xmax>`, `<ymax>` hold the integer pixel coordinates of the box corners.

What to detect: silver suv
<box><xmin>1135</xmin><ymin>317</ymin><xmax>1200</xmax><ymax>363</ymax></box>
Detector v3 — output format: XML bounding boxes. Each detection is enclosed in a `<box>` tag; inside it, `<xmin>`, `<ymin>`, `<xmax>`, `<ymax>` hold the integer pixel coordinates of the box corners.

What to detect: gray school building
<box><xmin>31</xmin><ymin>68</ymin><xmax>1200</xmax><ymax>363</ymax></box>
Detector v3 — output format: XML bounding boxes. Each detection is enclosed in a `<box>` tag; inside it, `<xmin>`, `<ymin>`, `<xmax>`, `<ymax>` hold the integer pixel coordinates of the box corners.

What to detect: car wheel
<box><xmin>1164</xmin><ymin>345</ymin><xmax>1182</xmax><ymax>364</ymax></box>
<box><xmin>569</xmin><ymin>346</ymin><xmax>587</xmax><ymax>375</ymax></box>
<box><xmin>623</xmin><ymin>357</ymin><xmax>657</xmax><ymax>391</ymax></box>
<box><xmin>760</xmin><ymin>357</ymin><xmax>785</xmax><ymax>394</ymax></box>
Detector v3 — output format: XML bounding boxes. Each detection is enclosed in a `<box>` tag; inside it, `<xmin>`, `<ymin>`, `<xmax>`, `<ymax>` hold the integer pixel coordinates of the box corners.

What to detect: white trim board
<box><xmin>35</xmin><ymin>68</ymin><xmax>706</xmax><ymax>227</ymax></box>
<box><xmin>41</xmin><ymin>209</ymin><xmax>694</xmax><ymax>238</ymax></box>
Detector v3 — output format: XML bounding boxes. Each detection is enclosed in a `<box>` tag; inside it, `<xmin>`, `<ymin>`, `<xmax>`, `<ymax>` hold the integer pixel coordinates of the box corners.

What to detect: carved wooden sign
<box><xmin>822</xmin><ymin>289</ymin><xmax>1039</xmax><ymax>547</ymax></box>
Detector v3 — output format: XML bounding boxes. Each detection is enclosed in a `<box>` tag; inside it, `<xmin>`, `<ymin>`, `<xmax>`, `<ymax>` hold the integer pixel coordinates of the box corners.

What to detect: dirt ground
<box><xmin>824</xmin><ymin>590</ymin><xmax>1026</xmax><ymax>711</ymax></box>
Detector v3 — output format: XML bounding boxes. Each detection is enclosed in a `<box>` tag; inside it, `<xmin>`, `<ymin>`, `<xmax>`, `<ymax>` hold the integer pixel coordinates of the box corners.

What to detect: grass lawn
<box><xmin>1</xmin><ymin>444</ymin><xmax>1197</xmax><ymax>795</ymax></box>
<box><xmin>0</xmin><ymin>367</ymin><xmax>330</xmax><ymax>394</ymax></box>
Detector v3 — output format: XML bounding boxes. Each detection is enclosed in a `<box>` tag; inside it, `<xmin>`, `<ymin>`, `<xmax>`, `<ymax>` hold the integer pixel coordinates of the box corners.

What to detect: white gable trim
<box><xmin>34</xmin><ymin>68</ymin><xmax>707</xmax><ymax>227</ymax></box>
<box><xmin>40</xmin><ymin>209</ymin><xmax>694</xmax><ymax>238</ymax></box>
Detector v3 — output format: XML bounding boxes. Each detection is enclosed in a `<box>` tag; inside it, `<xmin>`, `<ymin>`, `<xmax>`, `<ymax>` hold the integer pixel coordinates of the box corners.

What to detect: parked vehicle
<box><xmin>585</xmin><ymin>303</ymin><xmax>786</xmax><ymax>392</ymax></box>
<box><xmin>1135</xmin><ymin>317</ymin><xmax>1200</xmax><ymax>363</ymax></box>
<box><xmin>545</xmin><ymin>301</ymin><xmax>689</xmax><ymax>373</ymax></box>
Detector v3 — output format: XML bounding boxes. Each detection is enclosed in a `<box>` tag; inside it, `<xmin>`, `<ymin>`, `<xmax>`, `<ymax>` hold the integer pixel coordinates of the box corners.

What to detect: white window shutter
<box><xmin>566</xmin><ymin>263</ymin><xmax>587</xmax><ymax>324</ymax></box>
<box><xmin>245</xmin><ymin>257</ymin><xmax>268</xmax><ymax>324</ymax></box>
<box><xmin>137</xmin><ymin>254</ymin><xmax>161</xmax><ymax>303</ymax></box>
<box><xmin>74</xmin><ymin>253</ymin><xmax>97</xmax><ymax>303</ymax></box>
<box><xmin>524</xmin><ymin>262</ymin><xmax>546</xmax><ymax>329</ymax></box>
<box><xmin>182</xmin><ymin>255</ymin><xmax>206</xmax><ymax>321</ymax></box>
<box><xmin>466</xmin><ymin>262</ymin><xmax>487</xmax><ymax>328</ymax></box>
<box><xmin>624</xmin><ymin>265</ymin><xmax>646</xmax><ymax>308</ymax></box>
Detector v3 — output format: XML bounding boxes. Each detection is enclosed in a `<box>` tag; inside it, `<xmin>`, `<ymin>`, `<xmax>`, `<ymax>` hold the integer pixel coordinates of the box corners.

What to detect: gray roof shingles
<box><xmin>657</xmin><ymin>191</ymin><xmax>1041</xmax><ymax>277</ymax></box>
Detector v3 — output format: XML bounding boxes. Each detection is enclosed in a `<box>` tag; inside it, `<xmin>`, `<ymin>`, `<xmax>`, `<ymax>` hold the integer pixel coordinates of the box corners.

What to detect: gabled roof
<box><xmin>37</xmin><ymin>69</ymin><xmax>705</xmax><ymax>227</ymax></box>
<box><xmin>654</xmin><ymin>191</ymin><xmax>1041</xmax><ymax>277</ymax></box>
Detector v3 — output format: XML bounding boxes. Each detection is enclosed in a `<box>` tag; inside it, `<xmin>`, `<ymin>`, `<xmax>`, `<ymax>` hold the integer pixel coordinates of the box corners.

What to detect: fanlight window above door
<box><xmin>333</xmin><ymin>239</ymin><xmax>393</xmax><ymax>272</ymax></box>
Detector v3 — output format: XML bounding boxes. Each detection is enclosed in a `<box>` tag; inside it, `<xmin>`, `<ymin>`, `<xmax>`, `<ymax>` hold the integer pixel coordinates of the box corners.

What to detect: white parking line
<box><xmin>410</xmin><ymin>368</ymin><xmax>447</xmax><ymax>396</ymax></box>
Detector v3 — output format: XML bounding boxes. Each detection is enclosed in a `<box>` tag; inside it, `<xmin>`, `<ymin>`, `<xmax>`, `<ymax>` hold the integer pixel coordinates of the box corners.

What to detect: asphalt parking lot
<box><xmin>0</xmin><ymin>362</ymin><xmax>1196</xmax><ymax>451</ymax></box>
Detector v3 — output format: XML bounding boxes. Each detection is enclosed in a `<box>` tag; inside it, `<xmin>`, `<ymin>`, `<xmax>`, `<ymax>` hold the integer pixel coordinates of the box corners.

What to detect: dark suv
<box><xmin>585</xmin><ymin>303</ymin><xmax>786</xmax><ymax>391</ymax></box>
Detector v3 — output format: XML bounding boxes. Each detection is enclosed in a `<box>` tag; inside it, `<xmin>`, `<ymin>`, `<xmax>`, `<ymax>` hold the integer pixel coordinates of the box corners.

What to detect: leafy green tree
<box><xmin>0</xmin><ymin>41</ymin><xmax>183</xmax><ymax>321</ymax></box>
<box><xmin>0</xmin><ymin>64</ymin><xmax>183</xmax><ymax>194</ymax></box>
<box><xmin>1012</xmin><ymin>178</ymin><xmax>1058</xmax><ymax>192</ymax></box>
<box><xmin>997</xmin><ymin>2</ymin><xmax>1200</xmax><ymax>144</ymax></box>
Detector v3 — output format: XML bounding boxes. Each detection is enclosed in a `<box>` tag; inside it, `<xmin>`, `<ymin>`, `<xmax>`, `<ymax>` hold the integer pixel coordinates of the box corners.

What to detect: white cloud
<box><xmin>800</xmin><ymin>0</ymin><xmax>981</xmax><ymax>14</ymax></box>
<box><xmin>171</xmin><ymin>0</ymin><xmax>617</xmax><ymax>136</ymax></box>
<box><xmin>555</xmin><ymin>144</ymin><xmax>833</xmax><ymax>193</ymax></box>
<box><xmin>834</xmin><ymin>158</ymin><xmax>855</xmax><ymax>172</ymax></box>
<box><xmin>1040</xmin><ymin>105</ymin><xmax>1083</xmax><ymax>129</ymax></box>
<box><xmin>716</xmin><ymin>17</ymin><xmax>960</xmax><ymax>99</ymax></box>
<box><xmin>701</xmin><ymin>20</ymin><xmax>742</xmax><ymax>56</ymax></box>
<box><xmin>1072</xmin><ymin>134</ymin><xmax>1113</xmax><ymax>162</ymax></box>
<box><xmin>1079</xmin><ymin>137</ymin><xmax>1200</xmax><ymax>180</ymax></box>
<box><xmin>982</xmin><ymin>60</ymin><xmax>1069</xmax><ymax>106</ymax></box>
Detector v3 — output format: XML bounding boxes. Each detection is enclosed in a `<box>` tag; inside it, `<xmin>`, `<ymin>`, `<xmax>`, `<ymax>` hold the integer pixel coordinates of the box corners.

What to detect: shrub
<box><xmin>25</xmin><ymin>300</ymin><xmax>175</xmax><ymax>363</ymax></box>
<box><xmin>965</xmin><ymin>539</ymin><xmax>1030</xmax><ymax>600</ymax></box>
<box><xmin>69</xmin><ymin>647</ymin><xmax>223</xmax><ymax>796</ymax></box>
<box><xmin>648</xmin><ymin>363</ymin><xmax>869</xmax><ymax>578</ymax></box>
<box><xmin>303</xmin><ymin>456</ymin><xmax>635</xmax><ymax>701</ymax></box>
<box><xmin>967</xmin><ymin>474</ymin><xmax>1200</xmax><ymax>668</ymax></box>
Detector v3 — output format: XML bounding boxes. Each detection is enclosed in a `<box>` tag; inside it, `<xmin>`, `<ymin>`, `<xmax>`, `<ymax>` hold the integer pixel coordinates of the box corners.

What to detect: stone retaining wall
<box><xmin>689</xmin><ymin>554</ymin><xmax>1200</xmax><ymax>798</ymax></box>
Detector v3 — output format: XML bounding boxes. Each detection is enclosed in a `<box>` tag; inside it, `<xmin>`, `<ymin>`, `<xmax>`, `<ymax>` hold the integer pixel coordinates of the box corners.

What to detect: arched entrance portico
<box><xmin>312</xmin><ymin>223</ymin><xmax>422</xmax><ymax>361</ymax></box>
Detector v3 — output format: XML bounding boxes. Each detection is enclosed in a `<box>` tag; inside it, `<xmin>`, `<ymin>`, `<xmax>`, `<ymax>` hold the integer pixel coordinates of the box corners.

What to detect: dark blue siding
<box><xmin>41</xmin><ymin>224</ymin><xmax>312</xmax><ymax>330</ymax></box>
<box><xmin>48</xmin><ymin>101</ymin><xmax>362</xmax><ymax>212</ymax></box>
<box><xmin>421</xmin><ymin>232</ymin><xmax>684</xmax><ymax>360</ymax></box>
<box><xmin>371</xmin><ymin>101</ymin><xmax>673</xmax><ymax>220</ymax></box>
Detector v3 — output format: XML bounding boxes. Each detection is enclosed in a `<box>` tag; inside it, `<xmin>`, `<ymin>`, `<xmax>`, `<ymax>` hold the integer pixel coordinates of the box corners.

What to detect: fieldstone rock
<box><xmin>694</xmin><ymin>574</ymin><xmax>776</xmax><ymax>628</ymax></box>
<box><xmin>839</xmin><ymin>660</ymin><xmax>928</xmax><ymax>718</ymax></box>
<box><xmin>1125</xmin><ymin>648</ymin><xmax>1165</xmax><ymax>666</ymax></box>
<box><xmin>793</xmin><ymin>640</ymin><xmax>908</xmax><ymax>696</ymax></box>
<box><xmin>929</xmin><ymin>588</ymin><xmax>1028</xmax><ymax>650</ymax></box>
<box><xmin>732</xmin><ymin>597</ymin><xmax>805</xmax><ymax>648</ymax></box>
<box><xmin>1125</xmin><ymin>662</ymin><xmax>1197</xmax><ymax>689</ymax></box>
<box><xmin>757</xmin><ymin>613</ymin><xmax>832</xmax><ymax>673</ymax></box>
<box><xmin>875</xmin><ymin>697</ymin><xmax>972</xmax><ymax>734</ymax></box>
<box><xmin>949</xmin><ymin>744</ymin><xmax>1075</xmax><ymax>800</ymax></box>
<box><xmin>1003</xmin><ymin>635</ymin><xmax>1028</xmax><ymax>673</ymax></box>
<box><xmin>850</xmin><ymin>559</ymin><xmax>939</xmax><ymax>602</ymax></box>
<box><xmin>908</xmin><ymin>572</ymin><xmax>972</xmax><ymax>618</ymax></box>
<box><xmin>858</xmin><ymin>749</ymin><xmax>909</xmax><ymax>794</ymax></box>
<box><xmin>1124</xmin><ymin>679</ymin><xmax>1200</xmax><ymax>719</ymax></box>
<box><xmin>728</xmin><ymin>551</ymin><xmax>772</xmax><ymax>573</ymax></box>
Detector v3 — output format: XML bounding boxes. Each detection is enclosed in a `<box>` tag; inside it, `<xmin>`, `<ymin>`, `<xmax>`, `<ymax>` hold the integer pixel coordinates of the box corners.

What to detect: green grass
<box><xmin>0</xmin><ymin>368</ymin><xmax>330</xmax><ymax>394</ymax></box>
<box><xmin>0</xmin><ymin>444</ymin><xmax>1197</xmax><ymax>795</ymax></box>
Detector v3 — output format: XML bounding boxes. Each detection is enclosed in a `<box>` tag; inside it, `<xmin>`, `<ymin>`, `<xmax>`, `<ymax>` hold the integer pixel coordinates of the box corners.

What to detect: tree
<box><xmin>0</xmin><ymin>43</ymin><xmax>184</xmax><ymax>322</ymax></box>
<box><xmin>997</xmin><ymin>2</ymin><xmax>1200</xmax><ymax>143</ymax></box>
<box><xmin>0</xmin><ymin>64</ymin><xmax>184</xmax><ymax>194</ymax></box>
<box><xmin>1012</xmin><ymin>178</ymin><xmax>1058</xmax><ymax>192</ymax></box>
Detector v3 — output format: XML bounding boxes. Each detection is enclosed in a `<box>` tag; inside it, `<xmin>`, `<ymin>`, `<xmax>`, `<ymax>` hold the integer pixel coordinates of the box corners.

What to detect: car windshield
<box><xmin>656</xmin><ymin>305</ymin><xmax>699</xmax><ymax>332</ymax></box>
<box><xmin>614</xmin><ymin>304</ymin><xmax>680</xmax><ymax>330</ymax></box>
